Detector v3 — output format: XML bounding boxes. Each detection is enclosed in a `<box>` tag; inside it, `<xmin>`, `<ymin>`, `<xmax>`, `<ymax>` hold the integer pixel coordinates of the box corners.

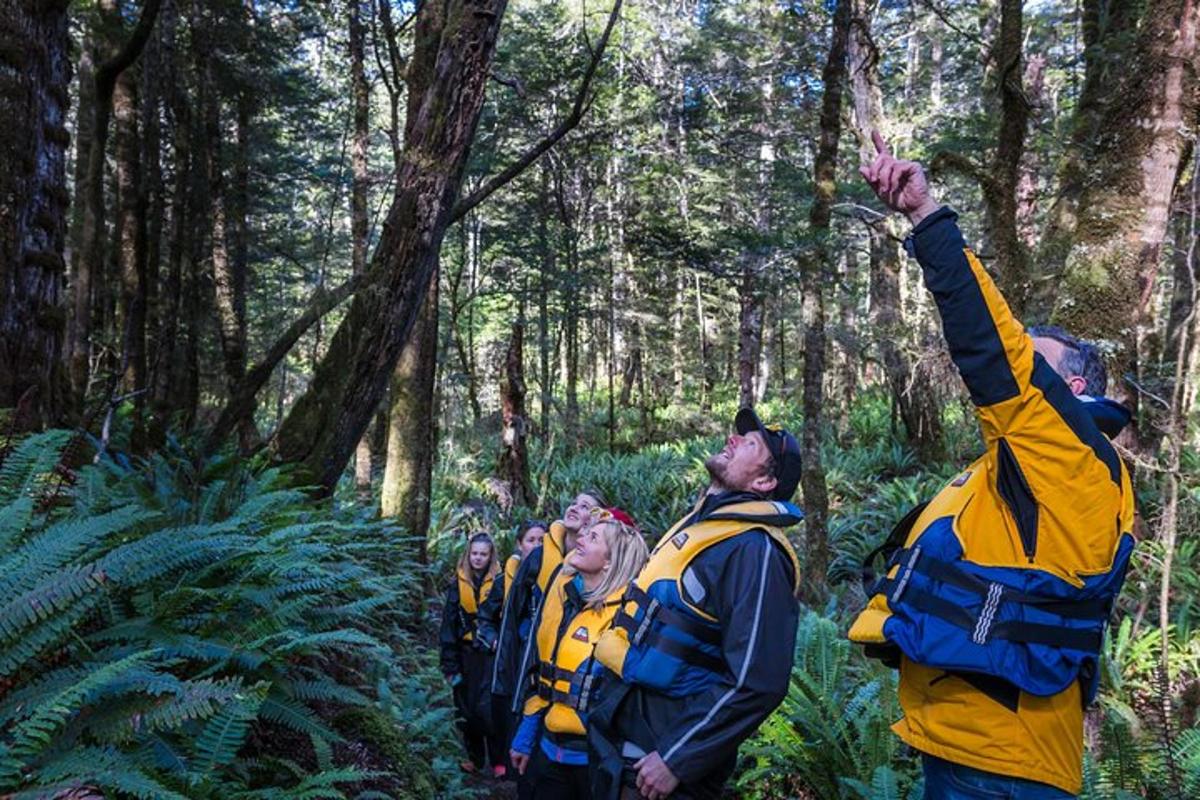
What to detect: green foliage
<box><xmin>0</xmin><ymin>433</ymin><xmax>473</xmax><ymax>799</ymax></box>
<box><xmin>736</xmin><ymin>611</ymin><xmax>921</xmax><ymax>799</ymax></box>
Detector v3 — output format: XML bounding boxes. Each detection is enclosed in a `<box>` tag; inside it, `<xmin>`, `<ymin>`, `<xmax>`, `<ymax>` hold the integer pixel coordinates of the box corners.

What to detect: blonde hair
<box><xmin>563</xmin><ymin>517</ymin><xmax>648</xmax><ymax>612</ymax></box>
<box><xmin>457</xmin><ymin>532</ymin><xmax>499</xmax><ymax>581</ymax></box>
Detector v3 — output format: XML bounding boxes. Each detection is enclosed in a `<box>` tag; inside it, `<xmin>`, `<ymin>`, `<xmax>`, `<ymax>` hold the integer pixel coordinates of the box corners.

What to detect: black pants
<box><xmin>532</xmin><ymin>747</ymin><xmax>591</xmax><ymax>800</ymax></box>
<box><xmin>454</xmin><ymin>648</ymin><xmax>504</xmax><ymax>768</ymax></box>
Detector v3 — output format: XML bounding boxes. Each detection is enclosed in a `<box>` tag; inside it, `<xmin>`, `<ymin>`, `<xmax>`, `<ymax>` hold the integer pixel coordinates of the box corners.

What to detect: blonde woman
<box><xmin>439</xmin><ymin>531</ymin><xmax>503</xmax><ymax>774</ymax></box>
<box><xmin>509</xmin><ymin>508</ymin><xmax>649</xmax><ymax>799</ymax></box>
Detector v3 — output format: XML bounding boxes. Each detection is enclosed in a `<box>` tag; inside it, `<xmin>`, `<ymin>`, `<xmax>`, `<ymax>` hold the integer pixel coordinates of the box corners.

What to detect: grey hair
<box><xmin>1028</xmin><ymin>325</ymin><xmax>1107</xmax><ymax>396</ymax></box>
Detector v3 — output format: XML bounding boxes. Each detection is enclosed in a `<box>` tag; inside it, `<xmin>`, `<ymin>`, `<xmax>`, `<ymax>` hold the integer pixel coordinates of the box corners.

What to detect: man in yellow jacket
<box><xmin>848</xmin><ymin>132</ymin><xmax>1136</xmax><ymax>798</ymax></box>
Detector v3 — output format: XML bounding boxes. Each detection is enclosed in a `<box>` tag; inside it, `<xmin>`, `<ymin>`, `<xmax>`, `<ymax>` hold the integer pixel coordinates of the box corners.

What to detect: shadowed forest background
<box><xmin>4</xmin><ymin>0</ymin><xmax>1200</xmax><ymax>797</ymax></box>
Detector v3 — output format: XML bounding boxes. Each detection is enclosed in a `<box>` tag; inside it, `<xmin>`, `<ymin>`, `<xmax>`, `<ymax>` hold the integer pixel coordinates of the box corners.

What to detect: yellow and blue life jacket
<box><xmin>856</xmin><ymin>480</ymin><xmax>1133</xmax><ymax>703</ymax></box>
<box><xmin>595</xmin><ymin>499</ymin><xmax>802</xmax><ymax>697</ymax></box>
<box><xmin>524</xmin><ymin>574</ymin><xmax>623</xmax><ymax>736</ymax></box>
<box><xmin>456</xmin><ymin>566</ymin><xmax>495</xmax><ymax>643</ymax></box>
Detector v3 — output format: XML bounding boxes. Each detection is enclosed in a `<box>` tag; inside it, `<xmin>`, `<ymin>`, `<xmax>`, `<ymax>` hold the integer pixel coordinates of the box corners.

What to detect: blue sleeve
<box><xmin>511</xmin><ymin>711</ymin><xmax>544</xmax><ymax>756</ymax></box>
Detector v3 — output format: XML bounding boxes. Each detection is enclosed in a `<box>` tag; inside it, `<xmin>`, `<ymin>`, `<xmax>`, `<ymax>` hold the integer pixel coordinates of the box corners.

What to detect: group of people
<box><xmin>439</xmin><ymin>136</ymin><xmax>1137</xmax><ymax>800</ymax></box>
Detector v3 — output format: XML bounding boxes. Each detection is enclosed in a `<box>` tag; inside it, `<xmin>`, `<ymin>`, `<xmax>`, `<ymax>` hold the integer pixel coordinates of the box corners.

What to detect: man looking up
<box><xmin>589</xmin><ymin>408</ymin><xmax>805</xmax><ymax>800</ymax></box>
<box><xmin>849</xmin><ymin>132</ymin><xmax>1136</xmax><ymax>799</ymax></box>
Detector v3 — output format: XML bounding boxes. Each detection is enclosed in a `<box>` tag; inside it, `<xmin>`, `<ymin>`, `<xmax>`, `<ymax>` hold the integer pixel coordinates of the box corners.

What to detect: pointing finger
<box><xmin>871</xmin><ymin>129</ymin><xmax>890</xmax><ymax>157</ymax></box>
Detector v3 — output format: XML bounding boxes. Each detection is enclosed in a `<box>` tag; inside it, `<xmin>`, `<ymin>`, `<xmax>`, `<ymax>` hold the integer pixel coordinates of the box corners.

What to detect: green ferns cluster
<box><xmin>737</xmin><ymin>611</ymin><xmax>923</xmax><ymax>800</ymax></box>
<box><xmin>0</xmin><ymin>431</ymin><xmax>468</xmax><ymax>799</ymax></box>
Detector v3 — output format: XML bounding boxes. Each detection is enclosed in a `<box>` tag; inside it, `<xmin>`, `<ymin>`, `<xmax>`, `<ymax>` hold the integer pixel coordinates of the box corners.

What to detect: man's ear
<box><xmin>750</xmin><ymin>473</ymin><xmax>778</xmax><ymax>496</ymax></box>
<box><xmin>1067</xmin><ymin>376</ymin><xmax>1087</xmax><ymax>396</ymax></box>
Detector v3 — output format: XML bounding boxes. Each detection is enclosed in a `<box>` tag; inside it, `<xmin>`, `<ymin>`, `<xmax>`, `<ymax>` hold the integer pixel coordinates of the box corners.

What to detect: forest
<box><xmin>3</xmin><ymin>0</ymin><xmax>1200</xmax><ymax>797</ymax></box>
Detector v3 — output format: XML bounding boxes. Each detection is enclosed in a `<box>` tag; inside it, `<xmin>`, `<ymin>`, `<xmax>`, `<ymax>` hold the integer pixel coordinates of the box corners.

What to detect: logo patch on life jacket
<box><xmin>572</xmin><ymin>626</ymin><xmax>590</xmax><ymax>643</ymax></box>
<box><xmin>951</xmin><ymin>471</ymin><xmax>972</xmax><ymax>487</ymax></box>
<box><xmin>671</xmin><ymin>532</ymin><xmax>689</xmax><ymax>549</ymax></box>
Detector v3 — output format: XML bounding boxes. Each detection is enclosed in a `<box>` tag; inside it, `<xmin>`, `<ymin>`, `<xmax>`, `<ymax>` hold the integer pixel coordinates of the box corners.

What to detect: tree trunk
<box><xmin>1052</xmin><ymin>0</ymin><xmax>1200</xmax><ymax>368</ymax></box>
<box><xmin>798</xmin><ymin>0</ymin><xmax>851</xmax><ymax>601</ymax></box>
<box><xmin>0</xmin><ymin>0</ymin><xmax>71</xmax><ymax>429</ymax></box>
<box><xmin>695</xmin><ymin>271</ymin><xmax>712</xmax><ymax>410</ymax></box>
<box><xmin>737</xmin><ymin>75</ymin><xmax>775</xmax><ymax>408</ymax></box>
<box><xmin>141</xmin><ymin>22</ymin><xmax>165</xmax><ymax>413</ymax></box>
<box><xmin>153</xmin><ymin>0</ymin><xmax>187</xmax><ymax>425</ymax></box>
<box><xmin>69</xmin><ymin>0</ymin><xmax>162</xmax><ymax>409</ymax></box>
<box><xmin>350</xmin><ymin>0</ymin><xmax>372</xmax><ymax>497</ymax></box>
<box><xmin>199</xmin><ymin>40</ymin><xmax>248</xmax><ymax>407</ymax></box>
<box><xmin>114</xmin><ymin>67</ymin><xmax>147</xmax><ymax>414</ymax></box>
<box><xmin>1031</xmin><ymin>0</ymin><xmax>1140</xmax><ymax>315</ymax></box>
<box><xmin>538</xmin><ymin>166</ymin><xmax>554</xmax><ymax>436</ymax></box>
<box><xmin>270</xmin><ymin>0</ymin><xmax>509</xmax><ymax>493</ymax></box>
<box><xmin>381</xmin><ymin>275</ymin><xmax>438</xmax><ymax>556</ymax></box>
<box><xmin>499</xmin><ymin>321</ymin><xmax>533</xmax><ymax>510</ymax></box>
<box><xmin>849</xmin><ymin>0</ymin><xmax>944</xmax><ymax>461</ymax></box>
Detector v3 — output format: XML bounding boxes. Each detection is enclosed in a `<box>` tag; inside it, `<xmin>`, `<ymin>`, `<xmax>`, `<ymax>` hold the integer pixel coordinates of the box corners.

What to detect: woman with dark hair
<box><xmin>483</xmin><ymin>520</ymin><xmax>548</xmax><ymax>778</ymax></box>
<box><xmin>439</xmin><ymin>531</ymin><xmax>504</xmax><ymax>775</ymax></box>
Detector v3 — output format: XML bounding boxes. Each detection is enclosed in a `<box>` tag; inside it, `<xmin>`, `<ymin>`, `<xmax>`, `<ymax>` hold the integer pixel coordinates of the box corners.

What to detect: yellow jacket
<box><xmin>848</xmin><ymin>208</ymin><xmax>1135</xmax><ymax>795</ymax></box>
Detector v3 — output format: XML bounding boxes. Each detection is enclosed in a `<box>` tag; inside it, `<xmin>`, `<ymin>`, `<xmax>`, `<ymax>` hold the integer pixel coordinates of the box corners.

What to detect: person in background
<box><xmin>484</xmin><ymin>519</ymin><xmax>549</xmax><ymax>779</ymax></box>
<box><xmin>510</xmin><ymin>508</ymin><xmax>650</xmax><ymax>799</ymax></box>
<box><xmin>439</xmin><ymin>531</ymin><xmax>505</xmax><ymax>776</ymax></box>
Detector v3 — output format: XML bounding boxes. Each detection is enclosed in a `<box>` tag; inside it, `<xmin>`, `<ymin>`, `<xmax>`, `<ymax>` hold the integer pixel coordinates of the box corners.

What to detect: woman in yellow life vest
<box><xmin>509</xmin><ymin>508</ymin><xmax>648</xmax><ymax>799</ymax></box>
<box><xmin>439</xmin><ymin>531</ymin><xmax>503</xmax><ymax>775</ymax></box>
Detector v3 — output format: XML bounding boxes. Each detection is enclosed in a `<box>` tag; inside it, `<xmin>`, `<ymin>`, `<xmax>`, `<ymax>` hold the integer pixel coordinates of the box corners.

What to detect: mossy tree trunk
<box><xmin>269</xmin><ymin>0</ymin><xmax>509</xmax><ymax>493</ymax></box>
<box><xmin>798</xmin><ymin>0</ymin><xmax>851</xmax><ymax>602</ymax></box>
<box><xmin>499</xmin><ymin>321</ymin><xmax>534</xmax><ymax>510</ymax></box>
<box><xmin>1051</xmin><ymin>0</ymin><xmax>1199</xmax><ymax>371</ymax></box>
<box><xmin>380</xmin><ymin>277</ymin><xmax>438</xmax><ymax>557</ymax></box>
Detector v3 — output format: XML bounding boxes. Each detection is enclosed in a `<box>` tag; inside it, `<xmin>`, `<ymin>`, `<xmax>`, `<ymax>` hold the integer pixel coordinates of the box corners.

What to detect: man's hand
<box><xmin>859</xmin><ymin>130</ymin><xmax>939</xmax><ymax>227</ymax></box>
<box><xmin>634</xmin><ymin>751</ymin><xmax>680</xmax><ymax>800</ymax></box>
<box><xmin>510</xmin><ymin>750</ymin><xmax>530</xmax><ymax>775</ymax></box>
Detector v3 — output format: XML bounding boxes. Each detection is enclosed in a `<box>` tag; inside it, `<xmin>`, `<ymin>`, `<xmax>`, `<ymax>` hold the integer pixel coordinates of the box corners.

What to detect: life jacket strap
<box><xmin>881</xmin><ymin>579</ymin><xmax>1103</xmax><ymax>652</ymax></box>
<box><xmin>875</xmin><ymin>547</ymin><xmax>1114</xmax><ymax>620</ymax></box>
<box><xmin>616</xmin><ymin>584</ymin><xmax>722</xmax><ymax>646</ymax></box>
<box><xmin>535</xmin><ymin>663</ymin><xmax>599</xmax><ymax>712</ymax></box>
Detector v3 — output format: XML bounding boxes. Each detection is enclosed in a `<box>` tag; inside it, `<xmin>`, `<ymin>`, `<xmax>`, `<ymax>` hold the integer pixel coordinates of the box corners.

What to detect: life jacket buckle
<box><xmin>971</xmin><ymin>582</ymin><xmax>1004</xmax><ymax>645</ymax></box>
<box><xmin>889</xmin><ymin>545</ymin><xmax>922</xmax><ymax>605</ymax></box>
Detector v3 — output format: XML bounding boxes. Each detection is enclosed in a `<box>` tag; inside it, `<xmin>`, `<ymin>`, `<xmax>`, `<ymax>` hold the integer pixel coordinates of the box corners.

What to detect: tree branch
<box><xmin>204</xmin><ymin>274</ymin><xmax>366</xmax><ymax>452</ymax></box>
<box><xmin>95</xmin><ymin>0</ymin><xmax>163</xmax><ymax>94</ymax></box>
<box><xmin>930</xmin><ymin>149</ymin><xmax>998</xmax><ymax>196</ymax></box>
<box><xmin>449</xmin><ymin>0</ymin><xmax>622</xmax><ymax>223</ymax></box>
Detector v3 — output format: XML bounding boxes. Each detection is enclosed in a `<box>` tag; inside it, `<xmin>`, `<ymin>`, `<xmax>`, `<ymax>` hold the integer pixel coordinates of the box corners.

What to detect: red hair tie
<box><xmin>607</xmin><ymin>507</ymin><xmax>637</xmax><ymax>529</ymax></box>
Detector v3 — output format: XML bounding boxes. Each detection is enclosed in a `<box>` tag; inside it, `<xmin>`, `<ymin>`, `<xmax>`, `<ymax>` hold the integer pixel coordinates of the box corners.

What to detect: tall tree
<box><xmin>269</xmin><ymin>0</ymin><xmax>511</xmax><ymax>491</ymax></box>
<box><xmin>498</xmin><ymin>320</ymin><xmax>533</xmax><ymax>509</ymax></box>
<box><xmin>380</xmin><ymin>280</ymin><xmax>438</xmax><ymax>554</ymax></box>
<box><xmin>798</xmin><ymin>0</ymin><xmax>851</xmax><ymax>599</ymax></box>
<box><xmin>0</xmin><ymin>0</ymin><xmax>71</xmax><ymax>428</ymax></box>
<box><xmin>68</xmin><ymin>0</ymin><xmax>162</xmax><ymax>408</ymax></box>
<box><xmin>1052</xmin><ymin>0</ymin><xmax>1200</xmax><ymax>366</ymax></box>
<box><xmin>848</xmin><ymin>0</ymin><xmax>944</xmax><ymax>461</ymax></box>
<box><xmin>350</xmin><ymin>0</ymin><xmax>374</xmax><ymax>496</ymax></box>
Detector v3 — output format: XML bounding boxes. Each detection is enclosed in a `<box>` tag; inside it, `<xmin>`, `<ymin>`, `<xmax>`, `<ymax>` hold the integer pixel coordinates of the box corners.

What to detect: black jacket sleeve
<box><xmin>497</xmin><ymin>546</ymin><xmax>543</xmax><ymax>696</ymax></box>
<box><xmin>654</xmin><ymin>531</ymin><xmax>799</xmax><ymax>784</ymax></box>
<box><xmin>476</xmin><ymin>570</ymin><xmax>506</xmax><ymax>652</ymax></box>
<box><xmin>439</xmin><ymin>583</ymin><xmax>464</xmax><ymax>678</ymax></box>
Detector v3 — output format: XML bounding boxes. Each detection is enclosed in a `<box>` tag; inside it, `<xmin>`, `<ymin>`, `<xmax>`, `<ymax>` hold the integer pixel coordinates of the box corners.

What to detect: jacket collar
<box><xmin>1079</xmin><ymin>395</ymin><xmax>1132</xmax><ymax>438</ymax></box>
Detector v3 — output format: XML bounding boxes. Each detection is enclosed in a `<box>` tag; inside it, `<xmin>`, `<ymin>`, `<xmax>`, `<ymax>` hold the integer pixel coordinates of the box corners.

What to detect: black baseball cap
<box><xmin>734</xmin><ymin>407</ymin><xmax>803</xmax><ymax>502</ymax></box>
